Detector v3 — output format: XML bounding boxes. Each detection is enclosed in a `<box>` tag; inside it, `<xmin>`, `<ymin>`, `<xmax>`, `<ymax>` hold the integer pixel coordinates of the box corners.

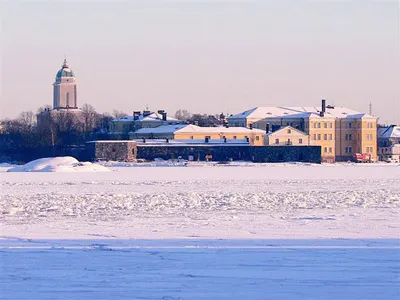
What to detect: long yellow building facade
<box><xmin>228</xmin><ymin>102</ymin><xmax>377</xmax><ymax>162</ymax></box>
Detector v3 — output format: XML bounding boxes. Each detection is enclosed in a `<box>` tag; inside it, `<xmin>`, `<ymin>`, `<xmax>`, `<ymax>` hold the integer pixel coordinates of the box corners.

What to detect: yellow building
<box><xmin>265</xmin><ymin>126</ymin><xmax>310</xmax><ymax>146</ymax></box>
<box><xmin>130</xmin><ymin>124</ymin><xmax>266</xmax><ymax>146</ymax></box>
<box><xmin>228</xmin><ymin>101</ymin><xmax>377</xmax><ymax>162</ymax></box>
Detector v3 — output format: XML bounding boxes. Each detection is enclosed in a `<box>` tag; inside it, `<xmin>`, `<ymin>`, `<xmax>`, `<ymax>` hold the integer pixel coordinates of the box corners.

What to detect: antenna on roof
<box><xmin>369</xmin><ymin>102</ymin><xmax>373</xmax><ymax>116</ymax></box>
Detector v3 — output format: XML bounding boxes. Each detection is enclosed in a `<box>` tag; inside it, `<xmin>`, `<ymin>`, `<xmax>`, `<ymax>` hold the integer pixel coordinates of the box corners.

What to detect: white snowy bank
<box><xmin>7</xmin><ymin>156</ymin><xmax>111</xmax><ymax>172</ymax></box>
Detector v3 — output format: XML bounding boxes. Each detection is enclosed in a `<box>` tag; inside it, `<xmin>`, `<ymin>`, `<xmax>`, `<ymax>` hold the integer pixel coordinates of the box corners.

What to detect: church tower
<box><xmin>53</xmin><ymin>59</ymin><xmax>77</xmax><ymax>109</ymax></box>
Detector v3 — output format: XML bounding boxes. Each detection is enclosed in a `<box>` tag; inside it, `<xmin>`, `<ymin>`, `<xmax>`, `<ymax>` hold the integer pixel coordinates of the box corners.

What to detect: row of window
<box><xmin>313</xmin><ymin>133</ymin><xmax>333</xmax><ymax>141</ymax></box>
<box><xmin>275</xmin><ymin>138</ymin><xmax>303</xmax><ymax>145</ymax></box>
<box><xmin>346</xmin><ymin>122</ymin><xmax>374</xmax><ymax>129</ymax></box>
<box><xmin>323</xmin><ymin>147</ymin><xmax>333</xmax><ymax>153</ymax></box>
<box><xmin>195</xmin><ymin>135</ymin><xmax>261</xmax><ymax>141</ymax></box>
<box><xmin>344</xmin><ymin>146</ymin><xmax>374</xmax><ymax>154</ymax></box>
<box><xmin>312</xmin><ymin>122</ymin><xmax>333</xmax><ymax>129</ymax></box>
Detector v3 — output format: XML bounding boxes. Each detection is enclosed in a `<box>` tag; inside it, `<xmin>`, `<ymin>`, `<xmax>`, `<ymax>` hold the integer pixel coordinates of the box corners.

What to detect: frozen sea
<box><xmin>1</xmin><ymin>163</ymin><xmax>399</xmax><ymax>299</ymax></box>
<box><xmin>1</xmin><ymin>238</ymin><xmax>399</xmax><ymax>300</ymax></box>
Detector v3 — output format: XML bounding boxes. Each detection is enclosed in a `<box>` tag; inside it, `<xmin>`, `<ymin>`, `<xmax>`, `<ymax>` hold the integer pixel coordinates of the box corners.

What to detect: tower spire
<box><xmin>62</xmin><ymin>54</ymin><xmax>68</xmax><ymax>68</ymax></box>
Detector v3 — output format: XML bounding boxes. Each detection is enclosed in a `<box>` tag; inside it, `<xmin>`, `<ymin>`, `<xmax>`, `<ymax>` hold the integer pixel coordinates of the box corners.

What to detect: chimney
<box><xmin>320</xmin><ymin>99</ymin><xmax>326</xmax><ymax>117</ymax></box>
<box><xmin>266</xmin><ymin>123</ymin><xmax>270</xmax><ymax>133</ymax></box>
<box><xmin>162</xmin><ymin>112</ymin><xmax>167</xmax><ymax>121</ymax></box>
<box><xmin>249</xmin><ymin>123</ymin><xmax>253</xmax><ymax>130</ymax></box>
<box><xmin>143</xmin><ymin>110</ymin><xmax>151</xmax><ymax>117</ymax></box>
<box><xmin>133</xmin><ymin>111</ymin><xmax>140</xmax><ymax>121</ymax></box>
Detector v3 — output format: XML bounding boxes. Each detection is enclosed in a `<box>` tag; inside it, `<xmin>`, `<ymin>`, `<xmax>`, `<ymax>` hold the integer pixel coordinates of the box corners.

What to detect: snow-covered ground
<box><xmin>1</xmin><ymin>163</ymin><xmax>399</xmax><ymax>239</ymax></box>
<box><xmin>1</xmin><ymin>163</ymin><xmax>399</xmax><ymax>299</ymax></box>
<box><xmin>6</xmin><ymin>156</ymin><xmax>110</xmax><ymax>172</ymax></box>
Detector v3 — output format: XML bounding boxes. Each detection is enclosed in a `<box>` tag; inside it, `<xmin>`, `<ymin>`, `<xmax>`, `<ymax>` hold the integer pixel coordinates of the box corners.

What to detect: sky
<box><xmin>0</xmin><ymin>0</ymin><xmax>399</xmax><ymax>124</ymax></box>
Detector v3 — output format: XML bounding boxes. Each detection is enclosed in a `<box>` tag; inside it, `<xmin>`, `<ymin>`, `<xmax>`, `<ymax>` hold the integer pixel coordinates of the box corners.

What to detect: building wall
<box><xmin>53</xmin><ymin>77</ymin><xmax>77</xmax><ymax>109</ymax></box>
<box><xmin>335</xmin><ymin>118</ymin><xmax>377</xmax><ymax>161</ymax></box>
<box><xmin>254</xmin><ymin>117</ymin><xmax>305</xmax><ymax>132</ymax></box>
<box><xmin>378</xmin><ymin>144</ymin><xmax>400</xmax><ymax>162</ymax></box>
<box><xmin>174</xmin><ymin>131</ymin><xmax>264</xmax><ymax>146</ymax></box>
<box><xmin>265</xmin><ymin>127</ymin><xmax>310</xmax><ymax>146</ymax></box>
<box><xmin>306</xmin><ymin>118</ymin><xmax>336</xmax><ymax>162</ymax></box>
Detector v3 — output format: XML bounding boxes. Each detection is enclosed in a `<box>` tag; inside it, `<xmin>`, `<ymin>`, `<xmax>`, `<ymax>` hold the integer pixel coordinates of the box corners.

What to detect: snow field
<box><xmin>1</xmin><ymin>164</ymin><xmax>399</xmax><ymax>239</ymax></box>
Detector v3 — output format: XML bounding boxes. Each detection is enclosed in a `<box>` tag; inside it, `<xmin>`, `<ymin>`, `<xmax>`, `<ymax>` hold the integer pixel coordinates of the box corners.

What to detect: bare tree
<box><xmin>175</xmin><ymin>109</ymin><xmax>192</xmax><ymax>121</ymax></box>
<box><xmin>18</xmin><ymin>111</ymin><xmax>35</xmax><ymax>132</ymax></box>
<box><xmin>112</xmin><ymin>109</ymin><xmax>128</xmax><ymax>119</ymax></box>
<box><xmin>81</xmin><ymin>103</ymin><xmax>98</xmax><ymax>133</ymax></box>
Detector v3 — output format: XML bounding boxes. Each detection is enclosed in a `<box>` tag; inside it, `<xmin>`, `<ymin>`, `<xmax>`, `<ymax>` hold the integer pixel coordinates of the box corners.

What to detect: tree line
<box><xmin>0</xmin><ymin>106</ymin><xmax>228</xmax><ymax>153</ymax></box>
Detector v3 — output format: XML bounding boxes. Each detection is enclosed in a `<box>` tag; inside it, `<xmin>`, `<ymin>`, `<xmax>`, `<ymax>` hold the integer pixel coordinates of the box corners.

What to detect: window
<box><xmin>348</xmin><ymin>122</ymin><xmax>352</xmax><ymax>128</ymax></box>
<box><xmin>287</xmin><ymin>138</ymin><xmax>291</xmax><ymax>145</ymax></box>
<box><xmin>244</xmin><ymin>136</ymin><xmax>248</xmax><ymax>140</ymax></box>
<box><xmin>287</xmin><ymin>129</ymin><xmax>291</xmax><ymax>134</ymax></box>
<box><xmin>299</xmin><ymin>138</ymin><xmax>303</xmax><ymax>144</ymax></box>
<box><xmin>345</xmin><ymin>146</ymin><xmax>353</xmax><ymax>153</ymax></box>
<box><xmin>329</xmin><ymin>122</ymin><xmax>333</xmax><ymax>128</ymax></box>
<box><xmin>313</xmin><ymin>122</ymin><xmax>316</xmax><ymax>128</ymax></box>
<box><xmin>275</xmin><ymin>138</ymin><xmax>279</xmax><ymax>144</ymax></box>
<box><xmin>66</xmin><ymin>92</ymin><xmax>70</xmax><ymax>107</ymax></box>
<box><xmin>367</xmin><ymin>122</ymin><xmax>374</xmax><ymax>128</ymax></box>
<box><xmin>313</xmin><ymin>134</ymin><xmax>317</xmax><ymax>140</ymax></box>
<box><xmin>329</xmin><ymin>134</ymin><xmax>332</xmax><ymax>140</ymax></box>
<box><xmin>345</xmin><ymin>134</ymin><xmax>352</xmax><ymax>141</ymax></box>
<box><xmin>233</xmin><ymin>136</ymin><xmax>237</xmax><ymax>140</ymax></box>
<box><xmin>324</xmin><ymin>147</ymin><xmax>327</xmax><ymax>153</ymax></box>
<box><xmin>317</xmin><ymin>122</ymin><xmax>321</xmax><ymax>128</ymax></box>
<box><xmin>256</xmin><ymin>136</ymin><xmax>260</xmax><ymax>141</ymax></box>
<box><xmin>329</xmin><ymin>147</ymin><xmax>332</xmax><ymax>153</ymax></box>
<box><xmin>190</xmin><ymin>136</ymin><xmax>194</xmax><ymax>139</ymax></box>
<box><xmin>324</xmin><ymin>134</ymin><xmax>327</xmax><ymax>140</ymax></box>
<box><xmin>324</xmin><ymin>122</ymin><xmax>327</xmax><ymax>128</ymax></box>
<box><xmin>317</xmin><ymin>134</ymin><xmax>321</xmax><ymax>140</ymax></box>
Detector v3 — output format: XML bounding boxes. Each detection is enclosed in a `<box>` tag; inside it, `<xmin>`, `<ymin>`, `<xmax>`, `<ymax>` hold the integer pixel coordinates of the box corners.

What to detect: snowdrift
<box><xmin>7</xmin><ymin>157</ymin><xmax>111</xmax><ymax>172</ymax></box>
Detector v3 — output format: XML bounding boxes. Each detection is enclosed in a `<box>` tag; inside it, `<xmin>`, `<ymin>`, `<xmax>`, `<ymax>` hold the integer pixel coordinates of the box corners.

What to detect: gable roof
<box><xmin>266</xmin><ymin>126</ymin><xmax>308</xmax><ymax>137</ymax></box>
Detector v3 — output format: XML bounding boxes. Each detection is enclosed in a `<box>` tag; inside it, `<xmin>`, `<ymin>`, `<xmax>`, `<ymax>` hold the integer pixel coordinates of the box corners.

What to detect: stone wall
<box><xmin>137</xmin><ymin>145</ymin><xmax>251</xmax><ymax>162</ymax></box>
<box><xmin>86</xmin><ymin>141</ymin><xmax>321</xmax><ymax>163</ymax></box>
<box><xmin>137</xmin><ymin>145</ymin><xmax>321</xmax><ymax>163</ymax></box>
<box><xmin>86</xmin><ymin>141</ymin><xmax>137</xmax><ymax>161</ymax></box>
<box><xmin>250</xmin><ymin>146</ymin><xmax>321</xmax><ymax>163</ymax></box>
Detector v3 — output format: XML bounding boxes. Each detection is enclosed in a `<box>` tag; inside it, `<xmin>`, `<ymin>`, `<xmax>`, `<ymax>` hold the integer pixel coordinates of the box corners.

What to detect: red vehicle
<box><xmin>353</xmin><ymin>153</ymin><xmax>372</xmax><ymax>163</ymax></box>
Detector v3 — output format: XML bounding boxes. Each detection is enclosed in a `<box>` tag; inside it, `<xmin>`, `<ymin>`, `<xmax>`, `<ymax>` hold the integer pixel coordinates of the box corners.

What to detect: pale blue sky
<box><xmin>1</xmin><ymin>0</ymin><xmax>399</xmax><ymax>124</ymax></box>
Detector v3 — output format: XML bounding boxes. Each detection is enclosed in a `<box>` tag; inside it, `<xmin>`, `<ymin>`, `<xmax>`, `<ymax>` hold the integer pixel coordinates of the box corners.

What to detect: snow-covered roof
<box><xmin>131</xmin><ymin>124</ymin><xmax>266</xmax><ymax>135</ymax></box>
<box><xmin>112</xmin><ymin>112</ymin><xmax>180</xmax><ymax>123</ymax></box>
<box><xmin>175</xmin><ymin>124</ymin><xmax>265</xmax><ymax>134</ymax></box>
<box><xmin>378</xmin><ymin>126</ymin><xmax>400</xmax><ymax>139</ymax></box>
<box><xmin>134</xmin><ymin>124</ymin><xmax>188</xmax><ymax>134</ymax></box>
<box><xmin>229</xmin><ymin>106</ymin><xmax>375</xmax><ymax>120</ymax></box>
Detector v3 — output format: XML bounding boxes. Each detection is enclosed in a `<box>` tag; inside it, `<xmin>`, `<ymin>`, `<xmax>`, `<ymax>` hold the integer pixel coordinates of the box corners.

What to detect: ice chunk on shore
<box><xmin>7</xmin><ymin>156</ymin><xmax>111</xmax><ymax>172</ymax></box>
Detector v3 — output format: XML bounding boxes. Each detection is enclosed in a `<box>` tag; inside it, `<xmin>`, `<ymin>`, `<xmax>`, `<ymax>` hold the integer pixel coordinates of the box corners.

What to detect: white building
<box><xmin>378</xmin><ymin>125</ymin><xmax>400</xmax><ymax>162</ymax></box>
